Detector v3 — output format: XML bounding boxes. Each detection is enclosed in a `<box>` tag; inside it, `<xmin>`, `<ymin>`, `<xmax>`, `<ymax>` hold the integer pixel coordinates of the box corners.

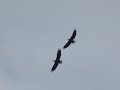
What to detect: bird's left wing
<box><xmin>51</xmin><ymin>62</ymin><xmax>58</xmax><ymax>72</ymax></box>
<box><xmin>63</xmin><ymin>40</ymin><xmax>71</xmax><ymax>49</ymax></box>
<box><xmin>56</xmin><ymin>49</ymin><xmax>61</xmax><ymax>60</ymax></box>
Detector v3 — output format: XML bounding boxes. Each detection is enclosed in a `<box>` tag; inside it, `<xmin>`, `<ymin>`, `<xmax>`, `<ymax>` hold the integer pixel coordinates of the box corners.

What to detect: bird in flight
<box><xmin>63</xmin><ymin>29</ymin><xmax>77</xmax><ymax>49</ymax></box>
<box><xmin>51</xmin><ymin>49</ymin><xmax>62</xmax><ymax>72</ymax></box>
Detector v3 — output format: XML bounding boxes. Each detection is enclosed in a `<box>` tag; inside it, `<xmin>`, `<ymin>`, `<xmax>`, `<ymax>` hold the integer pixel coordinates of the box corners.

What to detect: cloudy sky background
<box><xmin>0</xmin><ymin>0</ymin><xmax>120</xmax><ymax>90</ymax></box>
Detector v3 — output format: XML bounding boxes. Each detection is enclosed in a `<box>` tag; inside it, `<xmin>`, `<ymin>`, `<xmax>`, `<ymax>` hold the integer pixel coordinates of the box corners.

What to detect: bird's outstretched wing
<box><xmin>51</xmin><ymin>62</ymin><xmax>58</xmax><ymax>72</ymax></box>
<box><xmin>56</xmin><ymin>49</ymin><xmax>61</xmax><ymax>60</ymax></box>
<box><xmin>63</xmin><ymin>40</ymin><xmax>71</xmax><ymax>49</ymax></box>
<box><xmin>70</xmin><ymin>29</ymin><xmax>76</xmax><ymax>40</ymax></box>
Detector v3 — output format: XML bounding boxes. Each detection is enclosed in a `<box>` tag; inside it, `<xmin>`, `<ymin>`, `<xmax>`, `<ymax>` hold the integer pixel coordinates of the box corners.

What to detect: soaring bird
<box><xmin>51</xmin><ymin>49</ymin><xmax>62</xmax><ymax>72</ymax></box>
<box><xmin>63</xmin><ymin>29</ymin><xmax>77</xmax><ymax>49</ymax></box>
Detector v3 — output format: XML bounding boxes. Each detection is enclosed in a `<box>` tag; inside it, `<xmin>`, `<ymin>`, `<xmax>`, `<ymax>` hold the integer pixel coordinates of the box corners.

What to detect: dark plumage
<box><xmin>63</xmin><ymin>29</ymin><xmax>77</xmax><ymax>49</ymax></box>
<box><xmin>51</xmin><ymin>49</ymin><xmax>62</xmax><ymax>72</ymax></box>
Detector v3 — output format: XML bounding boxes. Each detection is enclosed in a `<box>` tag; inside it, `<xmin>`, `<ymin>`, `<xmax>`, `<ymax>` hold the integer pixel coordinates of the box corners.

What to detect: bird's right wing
<box><xmin>51</xmin><ymin>62</ymin><xmax>58</xmax><ymax>72</ymax></box>
<box><xmin>70</xmin><ymin>29</ymin><xmax>76</xmax><ymax>40</ymax></box>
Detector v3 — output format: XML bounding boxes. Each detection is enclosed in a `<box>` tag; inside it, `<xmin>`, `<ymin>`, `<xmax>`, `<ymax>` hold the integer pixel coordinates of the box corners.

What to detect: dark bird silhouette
<box><xmin>51</xmin><ymin>49</ymin><xmax>62</xmax><ymax>72</ymax></box>
<box><xmin>63</xmin><ymin>29</ymin><xmax>77</xmax><ymax>49</ymax></box>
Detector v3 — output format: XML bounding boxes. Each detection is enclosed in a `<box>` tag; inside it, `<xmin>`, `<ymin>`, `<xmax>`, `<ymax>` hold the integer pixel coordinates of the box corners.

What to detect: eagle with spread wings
<box><xmin>51</xmin><ymin>49</ymin><xmax>62</xmax><ymax>72</ymax></box>
<box><xmin>63</xmin><ymin>29</ymin><xmax>77</xmax><ymax>49</ymax></box>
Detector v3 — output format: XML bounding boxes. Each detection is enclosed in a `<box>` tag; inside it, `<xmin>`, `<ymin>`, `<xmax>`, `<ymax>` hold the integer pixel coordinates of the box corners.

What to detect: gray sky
<box><xmin>0</xmin><ymin>0</ymin><xmax>120</xmax><ymax>90</ymax></box>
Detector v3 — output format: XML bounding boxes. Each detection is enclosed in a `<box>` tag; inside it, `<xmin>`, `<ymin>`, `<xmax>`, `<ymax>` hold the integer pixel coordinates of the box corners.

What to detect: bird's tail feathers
<box><xmin>59</xmin><ymin>60</ymin><xmax>62</xmax><ymax>64</ymax></box>
<box><xmin>72</xmin><ymin>40</ymin><xmax>75</xmax><ymax>44</ymax></box>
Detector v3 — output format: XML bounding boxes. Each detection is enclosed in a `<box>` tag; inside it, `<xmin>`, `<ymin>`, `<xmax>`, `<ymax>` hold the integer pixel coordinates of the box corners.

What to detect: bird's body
<box><xmin>63</xmin><ymin>29</ymin><xmax>77</xmax><ymax>49</ymax></box>
<box><xmin>51</xmin><ymin>49</ymin><xmax>62</xmax><ymax>72</ymax></box>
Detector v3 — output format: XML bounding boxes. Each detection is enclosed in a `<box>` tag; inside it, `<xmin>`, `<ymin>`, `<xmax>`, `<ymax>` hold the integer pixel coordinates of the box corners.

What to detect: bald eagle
<box><xmin>51</xmin><ymin>49</ymin><xmax>62</xmax><ymax>72</ymax></box>
<box><xmin>63</xmin><ymin>29</ymin><xmax>77</xmax><ymax>49</ymax></box>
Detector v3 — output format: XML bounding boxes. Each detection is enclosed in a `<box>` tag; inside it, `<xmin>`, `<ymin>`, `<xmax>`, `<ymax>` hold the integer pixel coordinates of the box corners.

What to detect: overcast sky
<box><xmin>0</xmin><ymin>0</ymin><xmax>120</xmax><ymax>90</ymax></box>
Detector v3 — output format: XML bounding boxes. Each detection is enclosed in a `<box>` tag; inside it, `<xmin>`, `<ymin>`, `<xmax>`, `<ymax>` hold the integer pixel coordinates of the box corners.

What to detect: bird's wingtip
<box><xmin>74</xmin><ymin>28</ymin><xmax>77</xmax><ymax>31</ymax></box>
<box><xmin>51</xmin><ymin>70</ymin><xmax>54</xmax><ymax>72</ymax></box>
<box><xmin>58</xmin><ymin>48</ymin><xmax>61</xmax><ymax>51</ymax></box>
<box><xmin>62</xmin><ymin>46</ymin><xmax>65</xmax><ymax>49</ymax></box>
